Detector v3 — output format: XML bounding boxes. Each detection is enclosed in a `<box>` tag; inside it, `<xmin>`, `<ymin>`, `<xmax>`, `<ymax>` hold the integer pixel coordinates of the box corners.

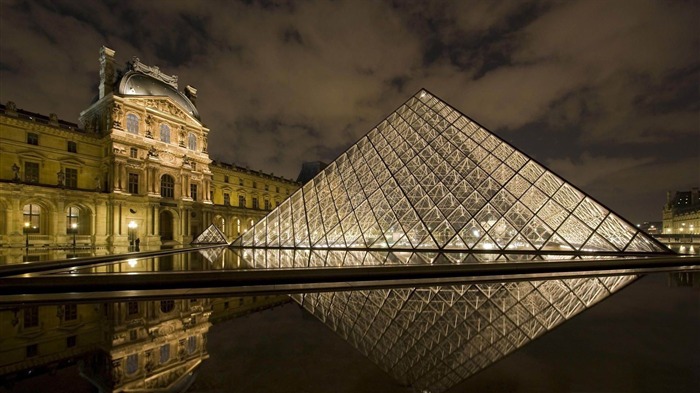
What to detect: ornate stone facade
<box><xmin>0</xmin><ymin>46</ymin><xmax>298</xmax><ymax>250</ymax></box>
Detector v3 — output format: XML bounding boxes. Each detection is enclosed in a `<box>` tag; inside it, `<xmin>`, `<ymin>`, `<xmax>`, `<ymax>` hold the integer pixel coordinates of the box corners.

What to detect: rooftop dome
<box><xmin>118</xmin><ymin>69</ymin><xmax>200</xmax><ymax>121</ymax></box>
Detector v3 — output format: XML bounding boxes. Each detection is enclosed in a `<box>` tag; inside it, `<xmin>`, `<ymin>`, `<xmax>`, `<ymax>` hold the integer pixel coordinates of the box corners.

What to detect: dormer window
<box><xmin>187</xmin><ymin>133</ymin><xmax>197</xmax><ymax>151</ymax></box>
<box><xmin>126</xmin><ymin>114</ymin><xmax>139</xmax><ymax>134</ymax></box>
<box><xmin>160</xmin><ymin>124</ymin><xmax>171</xmax><ymax>143</ymax></box>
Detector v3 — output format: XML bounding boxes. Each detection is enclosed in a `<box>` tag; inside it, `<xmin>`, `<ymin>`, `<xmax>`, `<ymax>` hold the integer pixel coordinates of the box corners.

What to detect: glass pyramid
<box><xmin>234</xmin><ymin>89</ymin><xmax>668</xmax><ymax>254</ymax></box>
<box><xmin>295</xmin><ymin>276</ymin><xmax>635</xmax><ymax>393</ymax></box>
<box><xmin>192</xmin><ymin>224</ymin><xmax>228</xmax><ymax>245</ymax></box>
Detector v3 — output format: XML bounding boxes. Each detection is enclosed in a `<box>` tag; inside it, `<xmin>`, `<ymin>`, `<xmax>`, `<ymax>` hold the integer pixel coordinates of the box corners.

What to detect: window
<box><xmin>67</xmin><ymin>335</ymin><xmax>77</xmax><ymax>348</ymax></box>
<box><xmin>127</xmin><ymin>302</ymin><xmax>139</xmax><ymax>316</ymax></box>
<box><xmin>23</xmin><ymin>307</ymin><xmax>39</xmax><ymax>328</ymax></box>
<box><xmin>27</xmin><ymin>132</ymin><xmax>38</xmax><ymax>145</ymax></box>
<box><xmin>160</xmin><ymin>300</ymin><xmax>175</xmax><ymax>313</ymax></box>
<box><xmin>126</xmin><ymin>354</ymin><xmax>138</xmax><ymax>374</ymax></box>
<box><xmin>191</xmin><ymin>162</ymin><xmax>197</xmax><ymax>171</ymax></box>
<box><xmin>252</xmin><ymin>181</ymin><xmax>257</xmax><ymax>189</ymax></box>
<box><xmin>126</xmin><ymin>114</ymin><xmax>139</xmax><ymax>134</ymax></box>
<box><xmin>276</xmin><ymin>186</ymin><xmax>280</xmax><ymax>193</ymax></box>
<box><xmin>130</xmin><ymin>147</ymin><xmax>138</xmax><ymax>158</ymax></box>
<box><xmin>223</xmin><ymin>193</ymin><xmax>230</xmax><ymax>206</ymax></box>
<box><xmin>65</xmin><ymin>168</ymin><xmax>78</xmax><ymax>189</ymax></box>
<box><xmin>160</xmin><ymin>124</ymin><xmax>170</xmax><ymax>143</ymax></box>
<box><xmin>66</xmin><ymin>207</ymin><xmax>79</xmax><ymax>231</ymax></box>
<box><xmin>160</xmin><ymin>344</ymin><xmax>170</xmax><ymax>364</ymax></box>
<box><xmin>67</xmin><ymin>141</ymin><xmax>77</xmax><ymax>153</ymax></box>
<box><xmin>236</xmin><ymin>219</ymin><xmax>241</xmax><ymax>234</ymax></box>
<box><xmin>239</xmin><ymin>178</ymin><xmax>243</xmax><ymax>186</ymax></box>
<box><xmin>128</xmin><ymin>173</ymin><xmax>139</xmax><ymax>194</ymax></box>
<box><xmin>252</xmin><ymin>197</ymin><xmax>259</xmax><ymax>209</ymax></box>
<box><xmin>26</xmin><ymin>344</ymin><xmax>38</xmax><ymax>358</ymax></box>
<box><xmin>224</xmin><ymin>175</ymin><xmax>229</xmax><ymax>183</ymax></box>
<box><xmin>264</xmin><ymin>184</ymin><xmax>269</xmax><ymax>191</ymax></box>
<box><xmin>25</xmin><ymin>162</ymin><xmax>39</xmax><ymax>183</ymax></box>
<box><xmin>23</xmin><ymin>204</ymin><xmax>41</xmax><ymax>231</ymax></box>
<box><xmin>64</xmin><ymin>304</ymin><xmax>78</xmax><ymax>321</ymax></box>
<box><xmin>238</xmin><ymin>195</ymin><xmax>246</xmax><ymax>207</ymax></box>
<box><xmin>130</xmin><ymin>330</ymin><xmax>138</xmax><ymax>341</ymax></box>
<box><xmin>264</xmin><ymin>199</ymin><xmax>271</xmax><ymax>210</ymax></box>
<box><xmin>160</xmin><ymin>175</ymin><xmax>175</xmax><ymax>199</ymax></box>
<box><xmin>187</xmin><ymin>336</ymin><xmax>197</xmax><ymax>354</ymax></box>
<box><xmin>187</xmin><ymin>133</ymin><xmax>197</xmax><ymax>150</ymax></box>
<box><xmin>190</xmin><ymin>184</ymin><xmax>198</xmax><ymax>201</ymax></box>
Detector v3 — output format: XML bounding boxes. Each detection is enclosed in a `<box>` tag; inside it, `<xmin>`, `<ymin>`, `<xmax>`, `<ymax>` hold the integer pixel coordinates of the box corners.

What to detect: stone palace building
<box><xmin>0</xmin><ymin>46</ymin><xmax>299</xmax><ymax>250</ymax></box>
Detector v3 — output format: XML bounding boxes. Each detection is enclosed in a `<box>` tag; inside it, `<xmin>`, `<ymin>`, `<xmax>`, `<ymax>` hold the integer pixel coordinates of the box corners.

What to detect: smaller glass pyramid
<box><xmin>191</xmin><ymin>224</ymin><xmax>228</xmax><ymax>245</ymax></box>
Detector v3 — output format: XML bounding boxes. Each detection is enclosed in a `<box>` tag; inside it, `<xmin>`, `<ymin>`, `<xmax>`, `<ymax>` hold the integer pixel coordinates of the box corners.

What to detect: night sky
<box><xmin>1</xmin><ymin>0</ymin><xmax>698</xmax><ymax>223</ymax></box>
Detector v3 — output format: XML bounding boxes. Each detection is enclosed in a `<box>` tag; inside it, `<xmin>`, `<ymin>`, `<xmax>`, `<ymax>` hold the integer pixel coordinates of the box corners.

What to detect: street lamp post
<box><xmin>23</xmin><ymin>222</ymin><xmax>30</xmax><ymax>248</ymax></box>
<box><xmin>71</xmin><ymin>222</ymin><xmax>78</xmax><ymax>249</ymax></box>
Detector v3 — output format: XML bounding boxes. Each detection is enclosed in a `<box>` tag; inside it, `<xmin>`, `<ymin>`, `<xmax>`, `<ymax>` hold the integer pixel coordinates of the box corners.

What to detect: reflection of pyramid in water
<box><xmin>235</xmin><ymin>89</ymin><xmax>667</xmax><ymax>254</ymax></box>
<box><xmin>192</xmin><ymin>224</ymin><xmax>228</xmax><ymax>245</ymax></box>
<box><xmin>297</xmin><ymin>277</ymin><xmax>634</xmax><ymax>393</ymax></box>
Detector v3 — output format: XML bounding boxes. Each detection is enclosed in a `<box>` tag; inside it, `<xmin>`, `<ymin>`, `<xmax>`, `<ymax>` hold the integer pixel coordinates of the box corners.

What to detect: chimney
<box><xmin>99</xmin><ymin>46</ymin><xmax>117</xmax><ymax>99</ymax></box>
<box><xmin>185</xmin><ymin>85</ymin><xmax>198</xmax><ymax>107</ymax></box>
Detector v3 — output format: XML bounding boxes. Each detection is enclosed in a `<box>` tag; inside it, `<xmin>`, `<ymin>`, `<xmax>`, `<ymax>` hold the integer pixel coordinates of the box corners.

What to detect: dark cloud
<box><xmin>1</xmin><ymin>0</ymin><xmax>698</xmax><ymax>223</ymax></box>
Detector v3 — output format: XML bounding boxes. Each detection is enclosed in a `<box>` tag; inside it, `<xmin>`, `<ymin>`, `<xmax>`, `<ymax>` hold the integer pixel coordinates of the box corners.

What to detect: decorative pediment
<box><xmin>125</xmin><ymin>97</ymin><xmax>199</xmax><ymax>124</ymax></box>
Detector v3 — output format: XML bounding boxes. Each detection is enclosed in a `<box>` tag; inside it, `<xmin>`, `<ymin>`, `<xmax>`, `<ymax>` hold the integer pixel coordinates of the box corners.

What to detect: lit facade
<box><xmin>0</xmin><ymin>46</ymin><xmax>298</xmax><ymax>250</ymax></box>
<box><xmin>662</xmin><ymin>188</ymin><xmax>700</xmax><ymax>235</ymax></box>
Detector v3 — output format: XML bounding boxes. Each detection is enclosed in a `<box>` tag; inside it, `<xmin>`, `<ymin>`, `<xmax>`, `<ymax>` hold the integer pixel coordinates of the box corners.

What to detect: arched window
<box><xmin>236</xmin><ymin>218</ymin><xmax>241</xmax><ymax>234</ymax></box>
<box><xmin>160</xmin><ymin>175</ymin><xmax>175</xmax><ymax>199</ymax></box>
<box><xmin>126</xmin><ymin>114</ymin><xmax>139</xmax><ymax>134</ymax></box>
<box><xmin>160</xmin><ymin>124</ymin><xmax>170</xmax><ymax>143</ymax></box>
<box><xmin>66</xmin><ymin>206</ymin><xmax>79</xmax><ymax>233</ymax></box>
<box><xmin>23</xmin><ymin>204</ymin><xmax>41</xmax><ymax>232</ymax></box>
<box><xmin>187</xmin><ymin>133</ymin><xmax>197</xmax><ymax>151</ymax></box>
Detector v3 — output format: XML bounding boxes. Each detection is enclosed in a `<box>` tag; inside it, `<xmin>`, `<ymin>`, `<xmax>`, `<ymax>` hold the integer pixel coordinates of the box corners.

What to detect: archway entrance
<box><xmin>159</xmin><ymin>210</ymin><xmax>174</xmax><ymax>241</ymax></box>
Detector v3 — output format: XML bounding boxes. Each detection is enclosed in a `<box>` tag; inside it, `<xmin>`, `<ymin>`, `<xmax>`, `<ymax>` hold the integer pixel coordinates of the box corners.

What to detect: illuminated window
<box><xmin>126</xmin><ymin>114</ymin><xmax>139</xmax><ymax>134</ymax></box>
<box><xmin>23</xmin><ymin>204</ymin><xmax>41</xmax><ymax>231</ymax></box>
<box><xmin>187</xmin><ymin>133</ymin><xmax>197</xmax><ymax>150</ymax></box>
<box><xmin>160</xmin><ymin>124</ymin><xmax>171</xmax><ymax>143</ymax></box>
<box><xmin>24</xmin><ymin>162</ymin><xmax>39</xmax><ymax>183</ymax></box>
<box><xmin>67</xmin><ymin>141</ymin><xmax>77</xmax><ymax>153</ymax></box>
<box><xmin>160</xmin><ymin>175</ymin><xmax>175</xmax><ymax>199</ymax></box>
<box><xmin>65</xmin><ymin>168</ymin><xmax>78</xmax><ymax>189</ymax></box>
<box><xmin>236</xmin><ymin>218</ymin><xmax>241</xmax><ymax>234</ymax></box>
<box><xmin>66</xmin><ymin>206</ymin><xmax>79</xmax><ymax>231</ymax></box>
